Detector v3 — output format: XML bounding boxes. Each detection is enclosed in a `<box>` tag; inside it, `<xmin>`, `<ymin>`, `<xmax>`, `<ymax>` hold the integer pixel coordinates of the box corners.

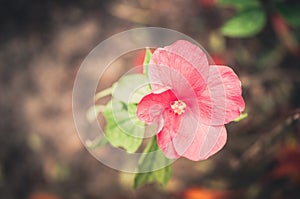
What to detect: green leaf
<box><xmin>111</xmin><ymin>99</ymin><xmax>145</xmax><ymax>137</ymax></box>
<box><xmin>278</xmin><ymin>5</ymin><xmax>300</xmax><ymax>28</ymax></box>
<box><xmin>221</xmin><ymin>9</ymin><xmax>266</xmax><ymax>38</ymax></box>
<box><xmin>103</xmin><ymin>100</ymin><xmax>144</xmax><ymax>153</ymax></box>
<box><xmin>112</xmin><ymin>74</ymin><xmax>151</xmax><ymax>103</ymax></box>
<box><xmin>143</xmin><ymin>47</ymin><xmax>152</xmax><ymax>76</ymax></box>
<box><xmin>134</xmin><ymin>137</ymin><xmax>172</xmax><ymax>188</ymax></box>
<box><xmin>233</xmin><ymin>112</ymin><xmax>248</xmax><ymax>122</ymax></box>
<box><xmin>217</xmin><ymin>0</ymin><xmax>261</xmax><ymax>10</ymax></box>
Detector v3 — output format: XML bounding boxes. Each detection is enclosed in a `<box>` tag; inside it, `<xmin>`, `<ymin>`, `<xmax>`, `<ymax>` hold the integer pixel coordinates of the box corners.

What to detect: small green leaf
<box><xmin>143</xmin><ymin>48</ymin><xmax>152</xmax><ymax>76</ymax></box>
<box><xmin>221</xmin><ymin>9</ymin><xmax>266</xmax><ymax>38</ymax></box>
<box><xmin>134</xmin><ymin>137</ymin><xmax>172</xmax><ymax>188</ymax></box>
<box><xmin>103</xmin><ymin>100</ymin><xmax>143</xmax><ymax>153</ymax></box>
<box><xmin>112</xmin><ymin>74</ymin><xmax>151</xmax><ymax>103</ymax></box>
<box><xmin>217</xmin><ymin>0</ymin><xmax>261</xmax><ymax>10</ymax></box>
<box><xmin>278</xmin><ymin>5</ymin><xmax>300</xmax><ymax>28</ymax></box>
<box><xmin>234</xmin><ymin>112</ymin><xmax>248</xmax><ymax>122</ymax></box>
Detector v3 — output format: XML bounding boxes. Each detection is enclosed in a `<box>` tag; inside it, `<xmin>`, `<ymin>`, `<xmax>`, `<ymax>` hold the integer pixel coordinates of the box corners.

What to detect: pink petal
<box><xmin>157</xmin><ymin>140</ymin><xmax>180</xmax><ymax>159</ymax></box>
<box><xmin>136</xmin><ymin>89</ymin><xmax>182</xmax><ymax>159</ymax></box>
<box><xmin>164</xmin><ymin>40</ymin><xmax>210</xmax><ymax>80</ymax></box>
<box><xmin>198</xmin><ymin>65</ymin><xmax>245</xmax><ymax>125</ymax></box>
<box><xmin>136</xmin><ymin>90</ymin><xmax>177</xmax><ymax>125</ymax></box>
<box><xmin>181</xmin><ymin>124</ymin><xmax>227</xmax><ymax>161</ymax></box>
<box><xmin>172</xmin><ymin>108</ymin><xmax>199</xmax><ymax>155</ymax></box>
<box><xmin>156</xmin><ymin>109</ymin><xmax>227</xmax><ymax>160</ymax></box>
<box><xmin>157</xmin><ymin>107</ymin><xmax>198</xmax><ymax>159</ymax></box>
<box><xmin>157</xmin><ymin>116</ymin><xmax>181</xmax><ymax>159</ymax></box>
<box><xmin>148</xmin><ymin>40</ymin><xmax>209</xmax><ymax>100</ymax></box>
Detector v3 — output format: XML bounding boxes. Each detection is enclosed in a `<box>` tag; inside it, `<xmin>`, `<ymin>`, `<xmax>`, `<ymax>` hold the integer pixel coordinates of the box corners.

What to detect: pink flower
<box><xmin>137</xmin><ymin>40</ymin><xmax>245</xmax><ymax>161</ymax></box>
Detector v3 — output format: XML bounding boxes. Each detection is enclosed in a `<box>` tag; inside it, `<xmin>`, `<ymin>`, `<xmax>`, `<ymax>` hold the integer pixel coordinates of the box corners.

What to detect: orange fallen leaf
<box><xmin>29</xmin><ymin>192</ymin><xmax>61</xmax><ymax>199</ymax></box>
<box><xmin>182</xmin><ymin>187</ymin><xmax>231</xmax><ymax>199</ymax></box>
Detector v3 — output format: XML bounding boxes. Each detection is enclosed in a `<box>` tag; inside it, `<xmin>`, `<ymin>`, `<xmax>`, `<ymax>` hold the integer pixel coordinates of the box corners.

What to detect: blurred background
<box><xmin>0</xmin><ymin>0</ymin><xmax>300</xmax><ymax>198</ymax></box>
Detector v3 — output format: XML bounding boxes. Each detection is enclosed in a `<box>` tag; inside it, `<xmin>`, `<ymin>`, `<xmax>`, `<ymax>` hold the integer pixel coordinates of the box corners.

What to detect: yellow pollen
<box><xmin>170</xmin><ymin>100</ymin><xmax>186</xmax><ymax>115</ymax></box>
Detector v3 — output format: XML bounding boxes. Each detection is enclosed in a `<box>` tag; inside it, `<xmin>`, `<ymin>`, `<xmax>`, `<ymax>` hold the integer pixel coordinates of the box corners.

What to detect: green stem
<box><xmin>86</xmin><ymin>136</ymin><xmax>108</xmax><ymax>149</ymax></box>
<box><xmin>143</xmin><ymin>47</ymin><xmax>152</xmax><ymax>77</ymax></box>
<box><xmin>86</xmin><ymin>105</ymin><xmax>106</xmax><ymax>122</ymax></box>
<box><xmin>94</xmin><ymin>86</ymin><xmax>114</xmax><ymax>102</ymax></box>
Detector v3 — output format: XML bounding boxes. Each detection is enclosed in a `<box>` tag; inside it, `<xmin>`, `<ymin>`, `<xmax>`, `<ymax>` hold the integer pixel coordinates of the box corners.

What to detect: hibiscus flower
<box><xmin>137</xmin><ymin>40</ymin><xmax>245</xmax><ymax>161</ymax></box>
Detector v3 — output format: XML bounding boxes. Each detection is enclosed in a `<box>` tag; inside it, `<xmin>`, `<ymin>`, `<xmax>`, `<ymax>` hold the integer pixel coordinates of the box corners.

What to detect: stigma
<box><xmin>171</xmin><ymin>100</ymin><xmax>186</xmax><ymax>115</ymax></box>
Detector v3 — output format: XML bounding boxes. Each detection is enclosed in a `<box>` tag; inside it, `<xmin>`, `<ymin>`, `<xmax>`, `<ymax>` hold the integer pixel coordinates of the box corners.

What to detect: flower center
<box><xmin>170</xmin><ymin>100</ymin><xmax>186</xmax><ymax>115</ymax></box>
